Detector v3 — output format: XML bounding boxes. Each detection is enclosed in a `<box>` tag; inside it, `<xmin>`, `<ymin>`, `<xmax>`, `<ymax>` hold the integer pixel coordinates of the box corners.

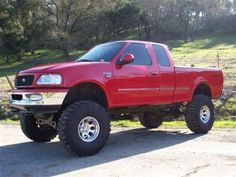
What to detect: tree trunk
<box><xmin>191</xmin><ymin>25</ymin><xmax>195</xmax><ymax>42</ymax></box>
<box><xmin>16</xmin><ymin>54</ymin><xmax>21</xmax><ymax>61</ymax></box>
<box><xmin>31</xmin><ymin>50</ymin><xmax>35</xmax><ymax>55</ymax></box>
<box><xmin>138</xmin><ymin>30</ymin><xmax>142</xmax><ymax>40</ymax></box>
<box><xmin>191</xmin><ymin>12</ymin><xmax>200</xmax><ymax>42</ymax></box>
<box><xmin>146</xmin><ymin>25</ymin><xmax>151</xmax><ymax>40</ymax></box>
<box><xmin>184</xmin><ymin>23</ymin><xmax>188</xmax><ymax>43</ymax></box>
<box><xmin>63</xmin><ymin>49</ymin><xmax>70</xmax><ymax>61</ymax></box>
<box><xmin>6</xmin><ymin>54</ymin><xmax>9</xmax><ymax>63</ymax></box>
<box><xmin>138</xmin><ymin>26</ymin><xmax>142</xmax><ymax>40</ymax></box>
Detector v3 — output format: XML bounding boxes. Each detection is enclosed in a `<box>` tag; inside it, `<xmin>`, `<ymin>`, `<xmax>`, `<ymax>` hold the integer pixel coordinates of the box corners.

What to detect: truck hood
<box><xmin>19</xmin><ymin>61</ymin><xmax>106</xmax><ymax>74</ymax></box>
<box><xmin>17</xmin><ymin>61</ymin><xmax>113</xmax><ymax>88</ymax></box>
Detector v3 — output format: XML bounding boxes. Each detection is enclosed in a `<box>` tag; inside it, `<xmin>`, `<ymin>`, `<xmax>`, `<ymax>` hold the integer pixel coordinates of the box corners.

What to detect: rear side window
<box><xmin>152</xmin><ymin>44</ymin><xmax>170</xmax><ymax>67</ymax></box>
<box><xmin>121</xmin><ymin>43</ymin><xmax>152</xmax><ymax>66</ymax></box>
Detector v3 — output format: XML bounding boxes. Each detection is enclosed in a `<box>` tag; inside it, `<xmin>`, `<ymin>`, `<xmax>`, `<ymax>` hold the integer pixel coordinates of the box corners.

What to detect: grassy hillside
<box><xmin>169</xmin><ymin>34</ymin><xmax>236</xmax><ymax>87</ymax></box>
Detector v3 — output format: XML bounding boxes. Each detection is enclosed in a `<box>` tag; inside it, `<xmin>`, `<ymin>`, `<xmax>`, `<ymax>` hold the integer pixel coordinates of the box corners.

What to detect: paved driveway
<box><xmin>0</xmin><ymin>124</ymin><xmax>236</xmax><ymax>177</ymax></box>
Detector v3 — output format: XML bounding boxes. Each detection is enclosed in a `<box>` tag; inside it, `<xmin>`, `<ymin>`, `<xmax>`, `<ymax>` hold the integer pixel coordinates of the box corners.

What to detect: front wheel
<box><xmin>185</xmin><ymin>95</ymin><xmax>214</xmax><ymax>133</ymax></box>
<box><xmin>58</xmin><ymin>101</ymin><xmax>110</xmax><ymax>156</ymax></box>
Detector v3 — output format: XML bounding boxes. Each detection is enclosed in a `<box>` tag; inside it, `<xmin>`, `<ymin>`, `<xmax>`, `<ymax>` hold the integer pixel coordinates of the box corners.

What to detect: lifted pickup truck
<box><xmin>9</xmin><ymin>40</ymin><xmax>223</xmax><ymax>156</ymax></box>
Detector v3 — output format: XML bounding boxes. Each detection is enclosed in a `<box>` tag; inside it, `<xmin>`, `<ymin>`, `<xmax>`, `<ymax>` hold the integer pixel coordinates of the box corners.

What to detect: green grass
<box><xmin>1</xmin><ymin>119</ymin><xmax>235</xmax><ymax>128</ymax></box>
<box><xmin>0</xmin><ymin>119</ymin><xmax>20</xmax><ymax>125</ymax></box>
<box><xmin>111</xmin><ymin>120</ymin><xmax>141</xmax><ymax>127</ymax></box>
<box><xmin>214</xmin><ymin>120</ymin><xmax>236</xmax><ymax>128</ymax></box>
<box><xmin>111</xmin><ymin>120</ymin><xmax>236</xmax><ymax>128</ymax></box>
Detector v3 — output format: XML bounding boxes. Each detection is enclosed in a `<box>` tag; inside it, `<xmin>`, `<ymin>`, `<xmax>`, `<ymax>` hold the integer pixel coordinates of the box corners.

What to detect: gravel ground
<box><xmin>0</xmin><ymin>124</ymin><xmax>236</xmax><ymax>177</ymax></box>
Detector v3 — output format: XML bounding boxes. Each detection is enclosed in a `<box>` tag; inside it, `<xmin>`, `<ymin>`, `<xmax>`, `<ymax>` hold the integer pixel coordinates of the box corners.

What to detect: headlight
<box><xmin>37</xmin><ymin>74</ymin><xmax>62</xmax><ymax>85</ymax></box>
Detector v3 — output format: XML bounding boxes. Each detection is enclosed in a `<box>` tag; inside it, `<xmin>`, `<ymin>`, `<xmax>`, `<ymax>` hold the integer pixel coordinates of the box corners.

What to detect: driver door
<box><xmin>112</xmin><ymin>43</ymin><xmax>160</xmax><ymax>107</ymax></box>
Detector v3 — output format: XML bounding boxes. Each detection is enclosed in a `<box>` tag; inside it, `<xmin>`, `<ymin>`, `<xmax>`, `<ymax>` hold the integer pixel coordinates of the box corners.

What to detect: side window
<box><xmin>122</xmin><ymin>43</ymin><xmax>152</xmax><ymax>66</ymax></box>
<box><xmin>152</xmin><ymin>44</ymin><xmax>170</xmax><ymax>67</ymax></box>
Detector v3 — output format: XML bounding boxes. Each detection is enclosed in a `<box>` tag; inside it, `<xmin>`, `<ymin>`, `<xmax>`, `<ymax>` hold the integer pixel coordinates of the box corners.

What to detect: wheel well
<box><xmin>193</xmin><ymin>84</ymin><xmax>212</xmax><ymax>98</ymax></box>
<box><xmin>62</xmin><ymin>83</ymin><xmax>108</xmax><ymax>108</ymax></box>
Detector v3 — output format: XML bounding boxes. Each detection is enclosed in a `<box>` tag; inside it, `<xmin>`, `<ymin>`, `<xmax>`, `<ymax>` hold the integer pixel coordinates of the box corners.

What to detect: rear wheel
<box><xmin>58</xmin><ymin>101</ymin><xmax>110</xmax><ymax>156</ymax></box>
<box><xmin>139</xmin><ymin>112</ymin><xmax>164</xmax><ymax>129</ymax></box>
<box><xmin>20</xmin><ymin>114</ymin><xmax>57</xmax><ymax>142</ymax></box>
<box><xmin>185</xmin><ymin>95</ymin><xmax>214</xmax><ymax>133</ymax></box>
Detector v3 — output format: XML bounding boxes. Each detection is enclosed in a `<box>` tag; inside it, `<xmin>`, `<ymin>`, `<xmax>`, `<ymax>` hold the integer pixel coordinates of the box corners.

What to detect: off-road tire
<box><xmin>58</xmin><ymin>101</ymin><xmax>110</xmax><ymax>156</ymax></box>
<box><xmin>185</xmin><ymin>95</ymin><xmax>214</xmax><ymax>133</ymax></box>
<box><xmin>139</xmin><ymin>112</ymin><xmax>164</xmax><ymax>129</ymax></box>
<box><xmin>20</xmin><ymin>114</ymin><xmax>57</xmax><ymax>142</ymax></box>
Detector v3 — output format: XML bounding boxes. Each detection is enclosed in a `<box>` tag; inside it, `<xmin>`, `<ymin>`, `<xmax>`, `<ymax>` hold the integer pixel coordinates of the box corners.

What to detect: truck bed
<box><xmin>174</xmin><ymin>66</ymin><xmax>223</xmax><ymax>102</ymax></box>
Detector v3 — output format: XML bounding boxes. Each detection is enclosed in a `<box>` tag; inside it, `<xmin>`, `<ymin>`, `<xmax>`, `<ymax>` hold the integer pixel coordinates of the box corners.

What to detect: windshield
<box><xmin>77</xmin><ymin>42</ymin><xmax>124</xmax><ymax>62</ymax></box>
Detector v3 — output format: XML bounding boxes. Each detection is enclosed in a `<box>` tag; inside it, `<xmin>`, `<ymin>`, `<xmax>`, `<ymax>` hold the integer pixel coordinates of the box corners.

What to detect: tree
<box><xmin>0</xmin><ymin>0</ymin><xmax>51</xmax><ymax>62</ymax></box>
<box><xmin>233</xmin><ymin>0</ymin><xmax>236</xmax><ymax>14</ymax></box>
<box><xmin>176</xmin><ymin>0</ymin><xmax>200</xmax><ymax>42</ymax></box>
<box><xmin>46</xmin><ymin>0</ymin><xmax>109</xmax><ymax>60</ymax></box>
<box><xmin>138</xmin><ymin>10</ymin><xmax>152</xmax><ymax>40</ymax></box>
<box><xmin>0</xmin><ymin>0</ymin><xmax>25</xmax><ymax>62</ymax></box>
<box><xmin>1</xmin><ymin>0</ymin><xmax>236</xmax><ymax>64</ymax></box>
<box><xmin>104</xmin><ymin>1</ymin><xmax>140</xmax><ymax>39</ymax></box>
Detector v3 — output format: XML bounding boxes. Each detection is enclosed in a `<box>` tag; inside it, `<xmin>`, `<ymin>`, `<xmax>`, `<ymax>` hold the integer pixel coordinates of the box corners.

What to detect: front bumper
<box><xmin>9</xmin><ymin>90</ymin><xmax>68</xmax><ymax>113</ymax></box>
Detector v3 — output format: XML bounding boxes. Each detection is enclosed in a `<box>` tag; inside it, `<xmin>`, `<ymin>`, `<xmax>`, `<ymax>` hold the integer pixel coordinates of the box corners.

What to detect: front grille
<box><xmin>11</xmin><ymin>94</ymin><xmax>23</xmax><ymax>100</ymax></box>
<box><xmin>15</xmin><ymin>75</ymin><xmax>34</xmax><ymax>87</ymax></box>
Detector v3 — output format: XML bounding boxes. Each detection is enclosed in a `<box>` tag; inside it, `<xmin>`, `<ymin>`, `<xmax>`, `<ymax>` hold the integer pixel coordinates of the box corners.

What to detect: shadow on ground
<box><xmin>0</xmin><ymin>128</ymin><xmax>201</xmax><ymax>176</ymax></box>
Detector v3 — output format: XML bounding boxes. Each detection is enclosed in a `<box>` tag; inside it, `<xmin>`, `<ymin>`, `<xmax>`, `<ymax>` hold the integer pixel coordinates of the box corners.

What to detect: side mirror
<box><xmin>119</xmin><ymin>54</ymin><xmax>134</xmax><ymax>65</ymax></box>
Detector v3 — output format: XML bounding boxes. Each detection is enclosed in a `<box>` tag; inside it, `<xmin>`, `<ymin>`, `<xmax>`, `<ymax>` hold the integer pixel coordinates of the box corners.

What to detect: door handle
<box><xmin>150</xmin><ymin>72</ymin><xmax>158</xmax><ymax>76</ymax></box>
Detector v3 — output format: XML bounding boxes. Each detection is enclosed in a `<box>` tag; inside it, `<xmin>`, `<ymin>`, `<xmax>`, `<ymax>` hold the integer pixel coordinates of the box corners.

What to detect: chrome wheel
<box><xmin>78</xmin><ymin>116</ymin><xmax>100</xmax><ymax>142</ymax></box>
<box><xmin>200</xmin><ymin>106</ymin><xmax>210</xmax><ymax>124</ymax></box>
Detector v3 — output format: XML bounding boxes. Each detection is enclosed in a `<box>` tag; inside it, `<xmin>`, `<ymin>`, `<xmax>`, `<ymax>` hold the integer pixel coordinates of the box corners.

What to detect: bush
<box><xmin>224</xmin><ymin>97</ymin><xmax>236</xmax><ymax>116</ymax></box>
<box><xmin>0</xmin><ymin>96</ymin><xmax>19</xmax><ymax>120</ymax></box>
<box><xmin>215</xmin><ymin>95</ymin><xmax>236</xmax><ymax>120</ymax></box>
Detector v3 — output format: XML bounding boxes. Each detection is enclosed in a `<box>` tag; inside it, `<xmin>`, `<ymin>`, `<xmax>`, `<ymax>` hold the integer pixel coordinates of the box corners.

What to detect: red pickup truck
<box><xmin>9</xmin><ymin>40</ymin><xmax>223</xmax><ymax>156</ymax></box>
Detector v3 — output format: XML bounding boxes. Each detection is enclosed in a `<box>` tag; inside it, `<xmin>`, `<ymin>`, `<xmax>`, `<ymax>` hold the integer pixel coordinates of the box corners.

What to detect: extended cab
<box><xmin>9</xmin><ymin>40</ymin><xmax>223</xmax><ymax>156</ymax></box>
